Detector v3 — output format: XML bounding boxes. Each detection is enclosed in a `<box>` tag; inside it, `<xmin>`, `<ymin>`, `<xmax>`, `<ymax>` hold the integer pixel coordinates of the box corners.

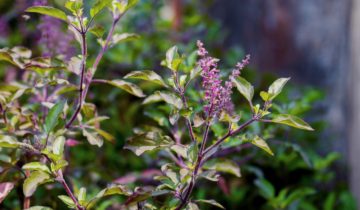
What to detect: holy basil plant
<box><xmin>122</xmin><ymin>41</ymin><xmax>313</xmax><ymax>209</ymax></box>
<box><xmin>0</xmin><ymin>0</ymin><xmax>143</xmax><ymax>209</ymax></box>
<box><xmin>0</xmin><ymin>1</ymin><xmax>313</xmax><ymax>210</ymax></box>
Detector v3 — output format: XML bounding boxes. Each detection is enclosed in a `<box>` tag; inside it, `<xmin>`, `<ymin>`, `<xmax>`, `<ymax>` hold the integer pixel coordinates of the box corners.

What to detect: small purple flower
<box><xmin>197</xmin><ymin>40</ymin><xmax>250</xmax><ymax>117</ymax></box>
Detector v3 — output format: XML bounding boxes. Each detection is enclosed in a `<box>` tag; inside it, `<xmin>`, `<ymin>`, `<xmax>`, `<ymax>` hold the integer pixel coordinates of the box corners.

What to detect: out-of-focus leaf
<box><xmin>22</xmin><ymin>162</ymin><xmax>51</xmax><ymax>174</ymax></box>
<box><xmin>124</xmin><ymin>70</ymin><xmax>168</xmax><ymax>87</ymax></box>
<box><xmin>94</xmin><ymin>128</ymin><xmax>115</xmax><ymax>143</ymax></box>
<box><xmin>187</xmin><ymin>202</ymin><xmax>200</xmax><ymax>210</ymax></box>
<box><xmin>124</xmin><ymin>132</ymin><xmax>173</xmax><ymax>156</ymax></box>
<box><xmin>196</xmin><ymin>199</ymin><xmax>225</xmax><ymax>209</ymax></box>
<box><xmin>26</xmin><ymin>6</ymin><xmax>68</xmax><ymax>22</ymax></box>
<box><xmin>164</xmin><ymin>46</ymin><xmax>182</xmax><ymax>71</ymax></box>
<box><xmin>23</xmin><ymin>171</ymin><xmax>51</xmax><ymax>197</ymax></box>
<box><xmin>90</xmin><ymin>0</ymin><xmax>111</xmax><ymax>17</ymax></box>
<box><xmin>65</xmin><ymin>0</ymin><xmax>83</xmax><ymax>15</ymax></box>
<box><xmin>89</xmin><ymin>25</ymin><xmax>105</xmax><ymax>38</ymax></box>
<box><xmin>0</xmin><ymin>135</ymin><xmax>20</xmax><ymax>148</ymax></box>
<box><xmin>53</xmin><ymin>136</ymin><xmax>65</xmax><ymax>156</ymax></box>
<box><xmin>203</xmin><ymin>158</ymin><xmax>241</xmax><ymax>177</ymax></box>
<box><xmin>44</xmin><ymin>100</ymin><xmax>66</xmax><ymax>134</ymax></box>
<box><xmin>199</xmin><ymin>170</ymin><xmax>219</xmax><ymax>182</ymax></box>
<box><xmin>83</xmin><ymin>129</ymin><xmax>103</xmax><ymax>147</ymax></box>
<box><xmin>58</xmin><ymin>195</ymin><xmax>76</xmax><ymax>209</ymax></box>
<box><xmin>87</xmin><ymin>185</ymin><xmax>132</xmax><ymax>209</ymax></box>
<box><xmin>268</xmin><ymin>78</ymin><xmax>290</xmax><ymax>100</ymax></box>
<box><xmin>248</xmin><ymin>136</ymin><xmax>274</xmax><ymax>156</ymax></box>
<box><xmin>112</xmin><ymin>0</ymin><xmax>138</xmax><ymax>14</ymax></box>
<box><xmin>232</xmin><ymin>76</ymin><xmax>254</xmax><ymax>104</ymax></box>
<box><xmin>26</xmin><ymin>206</ymin><xmax>53</xmax><ymax>210</ymax></box>
<box><xmin>67</xmin><ymin>56</ymin><xmax>82</xmax><ymax>75</ymax></box>
<box><xmin>111</xmin><ymin>33</ymin><xmax>139</xmax><ymax>46</ymax></box>
<box><xmin>77</xmin><ymin>187</ymin><xmax>87</xmax><ymax>205</ymax></box>
<box><xmin>104</xmin><ymin>79</ymin><xmax>145</xmax><ymax>97</ymax></box>
<box><xmin>254</xmin><ymin>178</ymin><xmax>275</xmax><ymax>199</ymax></box>
<box><xmin>0</xmin><ymin>182</ymin><xmax>14</xmax><ymax>203</ymax></box>
<box><xmin>0</xmin><ymin>50</ymin><xmax>22</xmax><ymax>68</ymax></box>
<box><xmin>270</xmin><ymin>114</ymin><xmax>314</xmax><ymax>131</ymax></box>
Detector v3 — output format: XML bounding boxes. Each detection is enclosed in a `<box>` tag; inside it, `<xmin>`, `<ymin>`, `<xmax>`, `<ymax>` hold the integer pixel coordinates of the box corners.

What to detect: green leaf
<box><xmin>124</xmin><ymin>70</ymin><xmax>168</xmax><ymax>87</ymax></box>
<box><xmin>143</xmin><ymin>91</ymin><xmax>182</xmax><ymax>108</ymax></box>
<box><xmin>232</xmin><ymin>76</ymin><xmax>254</xmax><ymax>104</ymax></box>
<box><xmin>77</xmin><ymin>187</ymin><xmax>87</xmax><ymax>205</ymax></box>
<box><xmin>83</xmin><ymin>129</ymin><xmax>103</xmax><ymax>147</ymax></box>
<box><xmin>199</xmin><ymin>170</ymin><xmax>219</xmax><ymax>182</ymax></box>
<box><xmin>124</xmin><ymin>132</ymin><xmax>173</xmax><ymax>156</ymax></box>
<box><xmin>187</xmin><ymin>202</ymin><xmax>200</xmax><ymax>210</ymax></box>
<box><xmin>161</xmin><ymin>164</ymin><xmax>179</xmax><ymax>185</ymax></box>
<box><xmin>65</xmin><ymin>0</ymin><xmax>83</xmax><ymax>15</ymax></box>
<box><xmin>164</xmin><ymin>46</ymin><xmax>182</xmax><ymax>71</ymax></box>
<box><xmin>52</xmin><ymin>136</ymin><xmax>65</xmax><ymax>156</ymax></box>
<box><xmin>268</xmin><ymin>78</ymin><xmax>290</xmax><ymax>100</ymax></box>
<box><xmin>22</xmin><ymin>162</ymin><xmax>51</xmax><ymax>174</ymax></box>
<box><xmin>12</xmin><ymin>46</ymin><xmax>32</xmax><ymax>58</ymax></box>
<box><xmin>111</xmin><ymin>33</ymin><xmax>139</xmax><ymax>46</ymax></box>
<box><xmin>249</xmin><ymin>136</ymin><xmax>274</xmax><ymax>156</ymax></box>
<box><xmin>112</xmin><ymin>0</ymin><xmax>138</xmax><ymax>14</ymax></box>
<box><xmin>157</xmin><ymin>91</ymin><xmax>183</xmax><ymax>109</ymax></box>
<box><xmin>260</xmin><ymin>91</ymin><xmax>270</xmax><ymax>101</ymax></box>
<box><xmin>196</xmin><ymin>199</ymin><xmax>225</xmax><ymax>209</ymax></box>
<box><xmin>94</xmin><ymin>128</ymin><xmax>115</xmax><ymax>143</ymax></box>
<box><xmin>58</xmin><ymin>195</ymin><xmax>76</xmax><ymax>208</ymax></box>
<box><xmin>50</xmin><ymin>159</ymin><xmax>68</xmax><ymax>172</ymax></box>
<box><xmin>26</xmin><ymin>206</ymin><xmax>53</xmax><ymax>210</ymax></box>
<box><xmin>0</xmin><ymin>135</ymin><xmax>20</xmax><ymax>148</ymax></box>
<box><xmin>90</xmin><ymin>0</ymin><xmax>111</xmax><ymax>17</ymax></box>
<box><xmin>87</xmin><ymin>185</ymin><xmax>131</xmax><ymax>209</ymax></box>
<box><xmin>44</xmin><ymin>100</ymin><xmax>66</xmax><ymax>134</ymax></box>
<box><xmin>282</xmin><ymin>187</ymin><xmax>315</xmax><ymax>207</ymax></box>
<box><xmin>26</xmin><ymin>6</ymin><xmax>68</xmax><ymax>22</ymax></box>
<box><xmin>104</xmin><ymin>79</ymin><xmax>145</xmax><ymax>97</ymax></box>
<box><xmin>193</xmin><ymin>114</ymin><xmax>205</xmax><ymax>128</ymax></box>
<box><xmin>142</xmin><ymin>93</ymin><xmax>163</xmax><ymax>105</ymax></box>
<box><xmin>170</xmin><ymin>144</ymin><xmax>187</xmax><ymax>158</ymax></box>
<box><xmin>23</xmin><ymin>171</ymin><xmax>51</xmax><ymax>197</ymax></box>
<box><xmin>254</xmin><ymin>178</ymin><xmax>275</xmax><ymax>199</ymax></box>
<box><xmin>89</xmin><ymin>25</ymin><xmax>105</xmax><ymax>38</ymax></box>
<box><xmin>270</xmin><ymin>114</ymin><xmax>314</xmax><ymax>131</ymax></box>
<box><xmin>203</xmin><ymin>158</ymin><xmax>241</xmax><ymax>177</ymax></box>
<box><xmin>0</xmin><ymin>50</ymin><xmax>22</xmax><ymax>68</ymax></box>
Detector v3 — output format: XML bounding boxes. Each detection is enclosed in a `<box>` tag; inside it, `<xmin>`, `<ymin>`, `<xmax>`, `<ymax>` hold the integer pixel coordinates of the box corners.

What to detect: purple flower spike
<box><xmin>197</xmin><ymin>40</ymin><xmax>250</xmax><ymax>117</ymax></box>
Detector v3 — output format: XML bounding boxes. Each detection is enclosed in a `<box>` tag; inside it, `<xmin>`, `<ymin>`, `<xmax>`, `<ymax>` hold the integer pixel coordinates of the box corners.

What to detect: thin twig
<box><xmin>57</xmin><ymin>170</ymin><xmax>85</xmax><ymax>210</ymax></box>
<box><xmin>65</xmin><ymin>31</ymin><xmax>87</xmax><ymax>128</ymax></box>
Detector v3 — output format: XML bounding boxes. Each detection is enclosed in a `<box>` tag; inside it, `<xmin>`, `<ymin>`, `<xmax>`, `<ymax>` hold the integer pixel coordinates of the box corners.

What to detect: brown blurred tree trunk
<box><xmin>172</xmin><ymin>0</ymin><xmax>182</xmax><ymax>31</ymax></box>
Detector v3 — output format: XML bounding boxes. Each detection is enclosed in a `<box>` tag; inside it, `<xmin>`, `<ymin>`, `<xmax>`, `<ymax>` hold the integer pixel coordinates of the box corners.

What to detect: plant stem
<box><xmin>173</xmin><ymin>71</ymin><xmax>196</xmax><ymax>142</ymax></box>
<box><xmin>176</xmin><ymin>123</ymin><xmax>210</xmax><ymax>210</ymax></box>
<box><xmin>176</xmin><ymin>117</ymin><xmax>257</xmax><ymax>209</ymax></box>
<box><xmin>81</xmin><ymin>17</ymin><xmax>121</xmax><ymax>103</ymax></box>
<box><xmin>203</xmin><ymin>117</ymin><xmax>256</xmax><ymax>156</ymax></box>
<box><xmin>65</xmin><ymin>31</ymin><xmax>87</xmax><ymax>128</ymax></box>
<box><xmin>57</xmin><ymin>170</ymin><xmax>85</xmax><ymax>210</ymax></box>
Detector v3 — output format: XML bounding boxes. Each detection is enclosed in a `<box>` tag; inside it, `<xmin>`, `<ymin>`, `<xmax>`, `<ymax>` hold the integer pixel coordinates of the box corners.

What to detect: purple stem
<box><xmin>175</xmin><ymin>117</ymin><xmax>257</xmax><ymax>209</ymax></box>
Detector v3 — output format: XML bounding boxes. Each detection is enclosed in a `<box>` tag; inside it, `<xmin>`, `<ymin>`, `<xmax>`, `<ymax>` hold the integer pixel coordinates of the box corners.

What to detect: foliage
<box><xmin>0</xmin><ymin>0</ymin><xmax>356</xmax><ymax>210</ymax></box>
